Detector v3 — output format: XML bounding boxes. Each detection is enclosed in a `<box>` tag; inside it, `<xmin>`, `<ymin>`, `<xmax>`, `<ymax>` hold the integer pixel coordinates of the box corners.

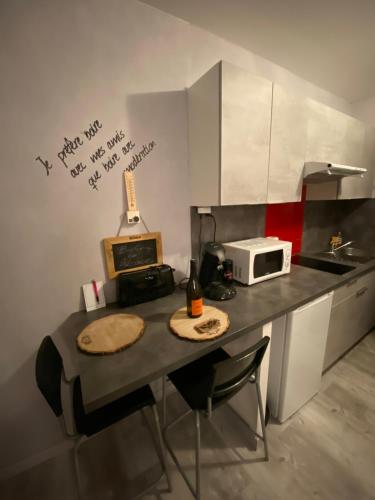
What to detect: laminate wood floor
<box><xmin>1</xmin><ymin>330</ymin><xmax>374</xmax><ymax>500</ymax></box>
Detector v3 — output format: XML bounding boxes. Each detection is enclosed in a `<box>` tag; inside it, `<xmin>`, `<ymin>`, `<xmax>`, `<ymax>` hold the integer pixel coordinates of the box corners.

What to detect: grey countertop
<box><xmin>54</xmin><ymin>258</ymin><xmax>375</xmax><ymax>413</ymax></box>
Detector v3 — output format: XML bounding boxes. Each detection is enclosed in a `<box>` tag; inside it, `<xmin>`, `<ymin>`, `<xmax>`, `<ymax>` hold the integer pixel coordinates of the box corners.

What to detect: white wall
<box><xmin>0</xmin><ymin>0</ymin><xmax>354</xmax><ymax>476</ymax></box>
<box><xmin>0</xmin><ymin>0</ymin><xmax>192</xmax><ymax>475</ymax></box>
<box><xmin>186</xmin><ymin>25</ymin><xmax>352</xmax><ymax>114</ymax></box>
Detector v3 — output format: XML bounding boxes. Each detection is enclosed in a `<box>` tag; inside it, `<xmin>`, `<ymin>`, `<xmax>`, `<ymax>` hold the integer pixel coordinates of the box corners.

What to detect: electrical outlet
<box><xmin>127</xmin><ymin>210</ymin><xmax>140</xmax><ymax>224</ymax></box>
<box><xmin>197</xmin><ymin>207</ymin><xmax>211</xmax><ymax>214</ymax></box>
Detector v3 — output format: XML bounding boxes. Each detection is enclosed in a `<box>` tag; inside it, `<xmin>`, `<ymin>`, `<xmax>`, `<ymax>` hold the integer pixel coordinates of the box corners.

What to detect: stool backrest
<box><xmin>35</xmin><ymin>336</ymin><xmax>63</xmax><ymax>417</ymax></box>
<box><xmin>211</xmin><ymin>336</ymin><xmax>270</xmax><ymax>400</ymax></box>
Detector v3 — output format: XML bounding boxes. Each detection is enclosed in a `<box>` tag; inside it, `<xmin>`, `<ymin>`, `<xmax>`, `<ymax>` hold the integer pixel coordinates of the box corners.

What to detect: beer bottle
<box><xmin>186</xmin><ymin>259</ymin><xmax>203</xmax><ymax>318</ymax></box>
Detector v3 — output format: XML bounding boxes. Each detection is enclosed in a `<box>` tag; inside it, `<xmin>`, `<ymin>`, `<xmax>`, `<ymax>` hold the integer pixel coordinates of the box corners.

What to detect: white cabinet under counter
<box><xmin>188</xmin><ymin>60</ymin><xmax>272</xmax><ymax>206</ymax></box>
<box><xmin>323</xmin><ymin>270</ymin><xmax>375</xmax><ymax>370</ymax></box>
<box><xmin>268</xmin><ymin>293</ymin><xmax>333</xmax><ymax>423</ymax></box>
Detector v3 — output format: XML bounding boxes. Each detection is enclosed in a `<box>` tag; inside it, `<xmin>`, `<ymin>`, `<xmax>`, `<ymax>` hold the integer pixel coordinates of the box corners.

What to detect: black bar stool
<box><xmin>163</xmin><ymin>336</ymin><xmax>270</xmax><ymax>500</ymax></box>
<box><xmin>35</xmin><ymin>336</ymin><xmax>171</xmax><ymax>499</ymax></box>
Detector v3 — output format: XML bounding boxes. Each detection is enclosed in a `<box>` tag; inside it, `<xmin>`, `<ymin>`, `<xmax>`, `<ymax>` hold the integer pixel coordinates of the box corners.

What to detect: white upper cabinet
<box><xmin>342</xmin><ymin>115</ymin><xmax>365</xmax><ymax>166</ymax></box>
<box><xmin>305</xmin><ymin>99</ymin><xmax>372</xmax><ymax>200</ymax></box>
<box><xmin>221</xmin><ymin>62</ymin><xmax>272</xmax><ymax>205</ymax></box>
<box><xmin>189</xmin><ymin>63</ymin><xmax>221</xmax><ymax>207</ymax></box>
<box><xmin>188</xmin><ymin>61</ymin><xmax>272</xmax><ymax>206</ymax></box>
<box><xmin>305</xmin><ymin>99</ymin><xmax>347</xmax><ymax>200</ymax></box>
<box><xmin>267</xmin><ymin>84</ymin><xmax>308</xmax><ymax>203</ymax></box>
<box><xmin>189</xmin><ymin>62</ymin><xmax>373</xmax><ymax>206</ymax></box>
<box><xmin>339</xmin><ymin>122</ymin><xmax>374</xmax><ymax>199</ymax></box>
<box><xmin>305</xmin><ymin>99</ymin><xmax>347</xmax><ymax>164</ymax></box>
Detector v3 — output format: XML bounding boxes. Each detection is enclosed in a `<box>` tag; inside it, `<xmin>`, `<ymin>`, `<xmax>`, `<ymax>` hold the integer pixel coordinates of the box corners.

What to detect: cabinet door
<box><xmin>306</xmin><ymin>99</ymin><xmax>347</xmax><ymax>164</ymax></box>
<box><xmin>323</xmin><ymin>271</ymin><xmax>375</xmax><ymax>370</ymax></box>
<box><xmin>305</xmin><ymin>100</ymin><xmax>370</xmax><ymax>200</ymax></box>
<box><xmin>355</xmin><ymin>271</ymin><xmax>375</xmax><ymax>335</ymax></box>
<box><xmin>324</xmin><ymin>289</ymin><xmax>359</xmax><ymax>370</ymax></box>
<box><xmin>346</xmin><ymin>125</ymin><xmax>375</xmax><ymax>199</ymax></box>
<box><xmin>267</xmin><ymin>84</ymin><xmax>307</xmax><ymax>203</ymax></box>
<box><xmin>338</xmin><ymin>117</ymin><xmax>369</xmax><ymax>199</ymax></box>
<box><xmin>342</xmin><ymin>115</ymin><xmax>365</xmax><ymax>166</ymax></box>
<box><xmin>188</xmin><ymin>63</ymin><xmax>221</xmax><ymax>206</ymax></box>
<box><xmin>221</xmin><ymin>62</ymin><xmax>272</xmax><ymax>205</ymax></box>
<box><xmin>305</xmin><ymin>99</ymin><xmax>347</xmax><ymax>201</ymax></box>
<box><xmin>279</xmin><ymin>293</ymin><xmax>333</xmax><ymax>422</ymax></box>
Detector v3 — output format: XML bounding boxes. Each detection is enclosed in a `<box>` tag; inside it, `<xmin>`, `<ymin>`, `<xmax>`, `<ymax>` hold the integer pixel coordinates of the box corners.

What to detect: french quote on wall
<box><xmin>35</xmin><ymin>120</ymin><xmax>156</xmax><ymax>191</ymax></box>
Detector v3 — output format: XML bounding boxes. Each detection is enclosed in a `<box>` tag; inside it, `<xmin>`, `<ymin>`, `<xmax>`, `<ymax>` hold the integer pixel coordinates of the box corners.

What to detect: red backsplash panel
<box><xmin>265</xmin><ymin>187</ymin><xmax>306</xmax><ymax>254</ymax></box>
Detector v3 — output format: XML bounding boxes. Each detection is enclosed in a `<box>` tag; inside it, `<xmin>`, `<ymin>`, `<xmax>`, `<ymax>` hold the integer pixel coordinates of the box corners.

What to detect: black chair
<box><xmin>35</xmin><ymin>336</ymin><xmax>171</xmax><ymax>499</ymax></box>
<box><xmin>163</xmin><ymin>336</ymin><xmax>270</xmax><ymax>500</ymax></box>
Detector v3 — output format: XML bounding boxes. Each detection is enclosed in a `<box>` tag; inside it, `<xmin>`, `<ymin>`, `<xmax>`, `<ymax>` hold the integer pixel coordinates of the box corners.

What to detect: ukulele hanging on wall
<box><xmin>124</xmin><ymin>170</ymin><xmax>140</xmax><ymax>224</ymax></box>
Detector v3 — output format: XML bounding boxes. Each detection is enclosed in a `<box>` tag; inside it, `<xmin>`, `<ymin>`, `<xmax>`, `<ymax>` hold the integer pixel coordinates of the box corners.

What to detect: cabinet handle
<box><xmin>356</xmin><ymin>287</ymin><xmax>368</xmax><ymax>297</ymax></box>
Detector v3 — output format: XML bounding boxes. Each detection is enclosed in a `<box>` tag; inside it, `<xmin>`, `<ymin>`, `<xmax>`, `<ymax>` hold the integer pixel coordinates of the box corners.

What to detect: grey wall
<box><xmin>0</xmin><ymin>0</ymin><xmax>362</xmax><ymax>476</ymax></box>
<box><xmin>302</xmin><ymin>199</ymin><xmax>375</xmax><ymax>253</ymax></box>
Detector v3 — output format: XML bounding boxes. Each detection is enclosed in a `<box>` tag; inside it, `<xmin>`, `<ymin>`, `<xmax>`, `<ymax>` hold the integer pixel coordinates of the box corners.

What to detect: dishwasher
<box><xmin>267</xmin><ymin>292</ymin><xmax>333</xmax><ymax>422</ymax></box>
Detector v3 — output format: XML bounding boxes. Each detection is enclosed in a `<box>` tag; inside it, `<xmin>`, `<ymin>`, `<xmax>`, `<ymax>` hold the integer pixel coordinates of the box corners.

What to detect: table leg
<box><xmin>162</xmin><ymin>374</ymin><xmax>167</xmax><ymax>427</ymax></box>
<box><xmin>257</xmin><ymin>321</ymin><xmax>272</xmax><ymax>434</ymax></box>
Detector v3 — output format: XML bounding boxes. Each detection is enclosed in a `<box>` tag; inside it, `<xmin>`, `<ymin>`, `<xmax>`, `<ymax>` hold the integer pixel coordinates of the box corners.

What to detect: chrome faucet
<box><xmin>333</xmin><ymin>240</ymin><xmax>354</xmax><ymax>252</ymax></box>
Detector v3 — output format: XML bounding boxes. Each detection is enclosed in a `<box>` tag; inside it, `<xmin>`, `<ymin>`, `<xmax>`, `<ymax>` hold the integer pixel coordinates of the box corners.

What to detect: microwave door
<box><xmin>253</xmin><ymin>249</ymin><xmax>284</xmax><ymax>279</ymax></box>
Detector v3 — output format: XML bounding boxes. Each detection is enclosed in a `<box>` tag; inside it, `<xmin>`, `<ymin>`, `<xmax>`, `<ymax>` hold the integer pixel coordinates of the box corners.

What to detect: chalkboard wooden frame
<box><xmin>104</xmin><ymin>232</ymin><xmax>163</xmax><ymax>279</ymax></box>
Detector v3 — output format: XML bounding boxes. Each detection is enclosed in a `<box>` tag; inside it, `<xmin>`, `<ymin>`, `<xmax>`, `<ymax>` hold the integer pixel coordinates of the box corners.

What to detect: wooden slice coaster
<box><xmin>170</xmin><ymin>306</ymin><xmax>229</xmax><ymax>341</ymax></box>
<box><xmin>77</xmin><ymin>313</ymin><xmax>145</xmax><ymax>355</ymax></box>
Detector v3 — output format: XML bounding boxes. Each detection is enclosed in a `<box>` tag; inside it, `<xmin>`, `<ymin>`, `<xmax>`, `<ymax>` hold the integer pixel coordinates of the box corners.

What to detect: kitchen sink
<box><xmin>314</xmin><ymin>247</ymin><xmax>374</xmax><ymax>264</ymax></box>
<box><xmin>291</xmin><ymin>255</ymin><xmax>356</xmax><ymax>275</ymax></box>
<box><xmin>335</xmin><ymin>247</ymin><xmax>374</xmax><ymax>263</ymax></box>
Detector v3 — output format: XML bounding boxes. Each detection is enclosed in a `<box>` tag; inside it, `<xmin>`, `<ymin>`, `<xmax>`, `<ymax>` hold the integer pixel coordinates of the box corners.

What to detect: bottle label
<box><xmin>191</xmin><ymin>298</ymin><xmax>203</xmax><ymax>317</ymax></box>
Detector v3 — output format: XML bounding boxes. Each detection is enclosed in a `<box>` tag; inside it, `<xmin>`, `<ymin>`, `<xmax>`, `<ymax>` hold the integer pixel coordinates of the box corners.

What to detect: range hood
<box><xmin>303</xmin><ymin>162</ymin><xmax>367</xmax><ymax>184</ymax></box>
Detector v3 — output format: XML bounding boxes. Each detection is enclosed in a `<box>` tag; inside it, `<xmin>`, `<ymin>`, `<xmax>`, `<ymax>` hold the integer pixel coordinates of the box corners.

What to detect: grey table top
<box><xmin>54</xmin><ymin>260</ymin><xmax>375</xmax><ymax>413</ymax></box>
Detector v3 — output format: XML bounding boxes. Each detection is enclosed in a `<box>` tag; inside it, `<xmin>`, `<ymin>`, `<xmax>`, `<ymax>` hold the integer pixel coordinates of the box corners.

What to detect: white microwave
<box><xmin>223</xmin><ymin>237</ymin><xmax>292</xmax><ymax>285</ymax></box>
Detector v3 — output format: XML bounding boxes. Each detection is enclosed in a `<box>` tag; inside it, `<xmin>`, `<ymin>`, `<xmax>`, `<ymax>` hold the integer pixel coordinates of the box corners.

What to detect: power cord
<box><xmin>116</xmin><ymin>212</ymin><xmax>127</xmax><ymax>237</ymax></box>
<box><xmin>177</xmin><ymin>277</ymin><xmax>189</xmax><ymax>290</ymax></box>
<box><xmin>140</xmin><ymin>214</ymin><xmax>151</xmax><ymax>233</ymax></box>
<box><xmin>206</xmin><ymin>213</ymin><xmax>217</xmax><ymax>242</ymax></box>
<box><xmin>198</xmin><ymin>214</ymin><xmax>203</xmax><ymax>266</ymax></box>
<box><xmin>197</xmin><ymin>212</ymin><xmax>218</xmax><ymax>266</ymax></box>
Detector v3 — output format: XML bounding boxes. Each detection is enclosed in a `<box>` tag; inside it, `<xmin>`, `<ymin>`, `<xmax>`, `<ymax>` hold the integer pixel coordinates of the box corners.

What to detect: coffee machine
<box><xmin>199</xmin><ymin>242</ymin><xmax>236</xmax><ymax>301</ymax></box>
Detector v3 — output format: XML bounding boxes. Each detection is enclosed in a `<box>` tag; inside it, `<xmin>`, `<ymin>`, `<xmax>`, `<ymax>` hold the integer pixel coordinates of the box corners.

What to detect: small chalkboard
<box><xmin>104</xmin><ymin>232</ymin><xmax>163</xmax><ymax>279</ymax></box>
<box><xmin>113</xmin><ymin>239</ymin><xmax>157</xmax><ymax>270</ymax></box>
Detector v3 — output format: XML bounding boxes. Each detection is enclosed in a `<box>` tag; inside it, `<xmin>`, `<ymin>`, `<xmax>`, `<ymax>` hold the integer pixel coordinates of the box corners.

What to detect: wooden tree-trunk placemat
<box><xmin>170</xmin><ymin>306</ymin><xmax>229</xmax><ymax>341</ymax></box>
<box><xmin>77</xmin><ymin>313</ymin><xmax>145</xmax><ymax>354</ymax></box>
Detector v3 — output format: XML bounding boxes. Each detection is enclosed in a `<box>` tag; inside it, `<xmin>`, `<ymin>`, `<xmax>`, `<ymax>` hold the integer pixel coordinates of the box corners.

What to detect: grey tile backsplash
<box><xmin>302</xmin><ymin>198</ymin><xmax>375</xmax><ymax>253</ymax></box>
<box><xmin>190</xmin><ymin>198</ymin><xmax>375</xmax><ymax>262</ymax></box>
<box><xmin>191</xmin><ymin>205</ymin><xmax>266</xmax><ymax>260</ymax></box>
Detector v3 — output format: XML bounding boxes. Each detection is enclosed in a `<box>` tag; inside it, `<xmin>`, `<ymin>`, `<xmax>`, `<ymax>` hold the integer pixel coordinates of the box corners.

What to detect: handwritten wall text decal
<box><xmin>34</xmin><ymin>119</ymin><xmax>156</xmax><ymax>192</ymax></box>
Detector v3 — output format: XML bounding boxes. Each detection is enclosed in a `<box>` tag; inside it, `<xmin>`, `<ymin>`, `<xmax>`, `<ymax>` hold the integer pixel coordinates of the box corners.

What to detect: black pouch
<box><xmin>117</xmin><ymin>264</ymin><xmax>175</xmax><ymax>307</ymax></box>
